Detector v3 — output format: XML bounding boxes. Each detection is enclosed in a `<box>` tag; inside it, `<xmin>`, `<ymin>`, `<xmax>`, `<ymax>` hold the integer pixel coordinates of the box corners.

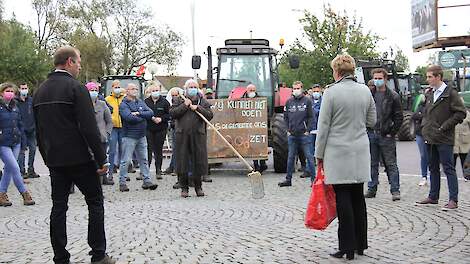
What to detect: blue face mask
<box><xmin>187</xmin><ymin>88</ymin><xmax>198</xmax><ymax>97</ymax></box>
<box><xmin>89</xmin><ymin>91</ymin><xmax>99</xmax><ymax>99</ymax></box>
<box><xmin>151</xmin><ymin>91</ymin><xmax>160</xmax><ymax>98</ymax></box>
<box><xmin>312</xmin><ymin>92</ymin><xmax>321</xmax><ymax>100</ymax></box>
<box><xmin>20</xmin><ymin>89</ymin><xmax>28</xmax><ymax>97</ymax></box>
<box><xmin>373</xmin><ymin>79</ymin><xmax>385</xmax><ymax>87</ymax></box>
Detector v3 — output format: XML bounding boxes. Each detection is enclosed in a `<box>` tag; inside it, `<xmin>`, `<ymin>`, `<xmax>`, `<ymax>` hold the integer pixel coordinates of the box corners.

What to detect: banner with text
<box><xmin>207</xmin><ymin>98</ymin><xmax>268</xmax><ymax>159</ymax></box>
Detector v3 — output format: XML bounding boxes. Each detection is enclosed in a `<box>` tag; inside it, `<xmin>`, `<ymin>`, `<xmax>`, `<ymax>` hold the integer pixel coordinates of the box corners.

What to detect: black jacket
<box><xmin>372</xmin><ymin>87</ymin><xmax>403</xmax><ymax>136</ymax></box>
<box><xmin>145</xmin><ymin>96</ymin><xmax>170</xmax><ymax>132</ymax></box>
<box><xmin>15</xmin><ymin>96</ymin><xmax>35</xmax><ymax>133</ymax></box>
<box><xmin>33</xmin><ymin>71</ymin><xmax>106</xmax><ymax>168</ymax></box>
<box><xmin>422</xmin><ymin>85</ymin><xmax>466</xmax><ymax>145</ymax></box>
<box><xmin>284</xmin><ymin>94</ymin><xmax>314</xmax><ymax>136</ymax></box>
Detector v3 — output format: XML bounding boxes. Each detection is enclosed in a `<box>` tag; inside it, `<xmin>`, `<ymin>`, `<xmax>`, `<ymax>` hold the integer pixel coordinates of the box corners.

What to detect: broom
<box><xmin>178</xmin><ymin>94</ymin><xmax>265</xmax><ymax>199</ymax></box>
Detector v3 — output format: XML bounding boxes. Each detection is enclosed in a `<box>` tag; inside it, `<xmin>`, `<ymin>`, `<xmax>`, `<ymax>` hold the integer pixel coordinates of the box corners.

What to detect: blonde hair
<box><xmin>111</xmin><ymin>80</ymin><xmax>120</xmax><ymax>87</ymax></box>
<box><xmin>145</xmin><ymin>85</ymin><xmax>160</xmax><ymax>98</ymax></box>
<box><xmin>292</xmin><ymin>81</ymin><xmax>303</xmax><ymax>88</ymax></box>
<box><xmin>330</xmin><ymin>54</ymin><xmax>356</xmax><ymax>77</ymax></box>
<box><xmin>184</xmin><ymin>79</ymin><xmax>199</xmax><ymax>89</ymax></box>
<box><xmin>0</xmin><ymin>82</ymin><xmax>17</xmax><ymax>93</ymax></box>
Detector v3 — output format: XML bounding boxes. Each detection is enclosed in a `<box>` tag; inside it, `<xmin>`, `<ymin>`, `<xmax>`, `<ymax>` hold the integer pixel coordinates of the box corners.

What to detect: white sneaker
<box><xmin>418</xmin><ymin>177</ymin><xmax>427</xmax><ymax>186</ymax></box>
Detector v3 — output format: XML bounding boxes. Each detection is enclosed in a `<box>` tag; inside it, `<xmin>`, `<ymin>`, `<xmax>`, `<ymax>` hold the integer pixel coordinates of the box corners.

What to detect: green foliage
<box><xmin>415</xmin><ymin>65</ymin><xmax>428</xmax><ymax>84</ymax></box>
<box><xmin>279</xmin><ymin>6</ymin><xmax>380</xmax><ymax>88</ymax></box>
<box><xmin>0</xmin><ymin>19</ymin><xmax>51</xmax><ymax>88</ymax></box>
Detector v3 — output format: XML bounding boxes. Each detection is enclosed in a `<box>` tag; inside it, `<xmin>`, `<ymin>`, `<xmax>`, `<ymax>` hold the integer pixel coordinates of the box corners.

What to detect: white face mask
<box><xmin>247</xmin><ymin>92</ymin><xmax>256</xmax><ymax>98</ymax></box>
<box><xmin>292</xmin><ymin>89</ymin><xmax>302</xmax><ymax>97</ymax></box>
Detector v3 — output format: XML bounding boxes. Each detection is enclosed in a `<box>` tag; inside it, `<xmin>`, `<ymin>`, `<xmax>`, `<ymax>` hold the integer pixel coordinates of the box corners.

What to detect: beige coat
<box><xmin>454</xmin><ymin>110</ymin><xmax>470</xmax><ymax>154</ymax></box>
<box><xmin>315</xmin><ymin>76</ymin><xmax>377</xmax><ymax>185</ymax></box>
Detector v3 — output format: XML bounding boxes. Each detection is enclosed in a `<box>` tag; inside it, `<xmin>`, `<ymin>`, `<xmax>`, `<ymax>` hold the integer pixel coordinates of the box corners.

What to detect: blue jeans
<box><xmin>427</xmin><ymin>144</ymin><xmax>458</xmax><ymax>202</ymax></box>
<box><xmin>18</xmin><ymin>130</ymin><xmax>36</xmax><ymax>173</ymax></box>
<box><xmin>119</xmin><ymin>137</ymin><xmax>151</xmax><ymax>185</ymax></box>
<box><xmin>368</xmin><ymin>132</ymin><xmax>400</xmax><ymax>193</ymax></box>
<box><xmin>416</xmin><ymin>135</ymin><xmax>428</xmax><ymax>178</ymax></box>
<box><xmin>0</xmin><ymin>144</ymin><xmax>26</xmax><ymax>193</ymax></box>
<box><xmin>108</xmin><ymin>128</ymin><xmax>123</xmax><ymax>174</ymax></box>
<box><xmin>286</xmin><ymin>134</ymin><xmax>315</xmax><ymax>182</ymax></box>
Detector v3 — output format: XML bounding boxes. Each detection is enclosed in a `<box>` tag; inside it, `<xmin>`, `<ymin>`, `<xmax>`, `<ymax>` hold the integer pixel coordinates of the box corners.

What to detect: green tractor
<box><xmin>355</xmin><ymin>59</ymin><xmax>422</xmax><ymax>141</ymax></box>
<box><xmin>99</xmin><ymin>75</ymin><xmax>146</xmax><ymax>99</ymax></box>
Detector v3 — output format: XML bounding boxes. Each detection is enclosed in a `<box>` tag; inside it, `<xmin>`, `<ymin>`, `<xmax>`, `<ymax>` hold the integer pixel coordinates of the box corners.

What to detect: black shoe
<box><xmin>27</xmin><ymin>169</ymin><xmax>40</xmax><ymax>178</ymax></box>
<box><xmin>142</xmin><ymin>181</ymin><xmax>158</xmax><ymax>190</ymax></box>
<box><xmin>356</xmin><ymin>249</ymin><xmax>364</xmax><ymax>256</ymax></box>
<box><xmin>330</xmin><ymin>250</ymin><xmax>354</xmax><ymax>260</ymax></box>
<box><xmin>112</xmin><ymin>167</ymin><xmax>118</xmax><ymax>174</ymax></box>
<box><xmin>21</xmin><ymin>172</ymin><xmax>29</xmax><ymax>179</ymax></box>
<box><xmin>299</xmin><ymin>173</ymin><xmax>310</xmax><ymax>178</ymax></box>
<box><xmin>195</xmin><ymin>188</ymin><xmax>205</xmax><ymax>197</ymax></box>
<box><xmin>119</xmin><ymin>184</ymin><xmax>129</xmax><ymax>192</ymax></box>
<box><xmin>364</xmin><ymin>190</ymin><xmax>376</xmax><ymax>198</ymax></box>
<box><xmin>128</xmin><ymin>164</ymin><xmax>136</xmax><ymax>173</ymax></box>
<box><xmin>102</xmin><ymin>176</ymin><xmax>114</xmax><ymax>185</ymax></box>
<box><xmin>156</xmin><ymin>172</ymin><xmax>163</xmax><ymax>180</ymax></box>
<box><xmin>173</xmin><ymin>182</ymin><xmax>181</xmax><ymax>189</ymax></box>
<box><xmin>126</xmin><ymin>176</ymin><xmax>130</xmax><ymax>182</ymax></box>
<box><xmin>278</xmin><ymin>180</ymin><xmax>292</xmax><ymax>187</ymax></box>
<box><xmin>136</xmin><ymin>174</ymin><xmax>143</xmax><ymax>180</ymax></box>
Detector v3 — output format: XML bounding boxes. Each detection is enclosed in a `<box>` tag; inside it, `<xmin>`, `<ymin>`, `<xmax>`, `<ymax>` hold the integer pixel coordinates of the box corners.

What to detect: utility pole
<box><xmin>190</xmin><ymin>0</ymin><xmax>197</xmax><ymax>79</ymax></box>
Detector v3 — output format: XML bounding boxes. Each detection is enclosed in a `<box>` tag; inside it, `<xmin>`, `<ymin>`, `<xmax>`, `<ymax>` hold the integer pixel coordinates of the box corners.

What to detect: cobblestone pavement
<box><xmin>1</xmin><ymin>142</ymin><xmax>470</xmax><ymax>263</ymax></box>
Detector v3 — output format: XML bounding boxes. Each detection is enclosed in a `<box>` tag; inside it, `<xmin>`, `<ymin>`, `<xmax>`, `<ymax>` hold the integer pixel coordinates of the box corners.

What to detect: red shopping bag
<box><xmin>305</xmin><ymin>165</ymin><xmax>337</xmax><ymax>230</ymax></box>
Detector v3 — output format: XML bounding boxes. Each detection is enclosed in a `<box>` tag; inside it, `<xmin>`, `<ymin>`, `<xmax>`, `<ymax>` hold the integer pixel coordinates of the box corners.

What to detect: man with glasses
<box><xmin>118</xmin><ymin>83</ymin><xmax>157</xmax><ymax>192</ymax></box>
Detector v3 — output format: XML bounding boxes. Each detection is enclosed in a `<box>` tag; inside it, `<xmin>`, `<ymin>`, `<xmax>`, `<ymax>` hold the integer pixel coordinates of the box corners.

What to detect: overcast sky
<box><xmin>4</xmin><ymin>0</ymin><xmax>470</xmax><ymax>77</ymax></box>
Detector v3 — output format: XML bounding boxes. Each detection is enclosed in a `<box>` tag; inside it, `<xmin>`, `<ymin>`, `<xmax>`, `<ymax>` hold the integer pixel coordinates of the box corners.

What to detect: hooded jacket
<box><xmin>284</xmin><ymin>93</ymin><xmax>314</xmax><ymax>136</ymax></box>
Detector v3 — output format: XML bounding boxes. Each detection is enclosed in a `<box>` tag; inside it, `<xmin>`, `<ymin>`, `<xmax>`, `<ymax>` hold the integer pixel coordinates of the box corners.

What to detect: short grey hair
<box><xmin>184</xmin><ymin>79</ymin><xmax>199</xmax><ymax>89</ymax></box>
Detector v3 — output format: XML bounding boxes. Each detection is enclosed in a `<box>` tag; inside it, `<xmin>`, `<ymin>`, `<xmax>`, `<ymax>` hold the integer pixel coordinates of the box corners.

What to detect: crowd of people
<box><xmin>0</xmin><ymin>44</ymin><xmax>469</xmax><ymax>263</ymax></box>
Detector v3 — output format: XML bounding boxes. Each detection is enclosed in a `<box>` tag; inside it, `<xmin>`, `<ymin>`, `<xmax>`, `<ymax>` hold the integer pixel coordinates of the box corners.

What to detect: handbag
<box><xmin>305</xmin><ymin>165</ymin><xmax>337</xmax><ymax>230</ymax></box>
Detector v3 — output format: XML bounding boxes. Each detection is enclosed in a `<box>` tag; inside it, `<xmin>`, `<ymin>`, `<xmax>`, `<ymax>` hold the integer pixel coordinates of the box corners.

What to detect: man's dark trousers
<box><xmin>427</xmin><ymin>144</ymin><xmax>458</xmax><ymax>202</ymax></box>
<box><xmin>147</xmin><ymin>129</ymin><xmax>167</xmax><ymax>173</ymax></box>
<box><xmin>49</xmin><ymin>161</ymin><xmax>106</xmax><ymax>264</ymax></box>
<box><xmin>367</xmin><ymin>131</ymin><xmax>400</xmax><ymax>193</ymax></box>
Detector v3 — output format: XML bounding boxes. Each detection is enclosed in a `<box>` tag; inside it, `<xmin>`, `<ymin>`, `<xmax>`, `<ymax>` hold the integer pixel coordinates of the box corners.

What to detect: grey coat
<box><xmin>94</xmin><ymin>100</ymin><xmax>113</xmax><ymax>143</ymax></box>
<box><xmin>315</xmin><ymin>76</ymin><xmax>377</xmax><ymax>185</ymax></box>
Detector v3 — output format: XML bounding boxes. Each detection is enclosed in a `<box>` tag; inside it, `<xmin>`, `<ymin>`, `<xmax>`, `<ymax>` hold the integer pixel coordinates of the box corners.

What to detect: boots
<box><xmin>21</xmin><ymin>191</ymin><xmax>35</xmax><ymax>206</ymax></box>
<box><xmin>0</xmin><ymin>192</ymin><xmax>12</xmax><ymax>207</ymax></box>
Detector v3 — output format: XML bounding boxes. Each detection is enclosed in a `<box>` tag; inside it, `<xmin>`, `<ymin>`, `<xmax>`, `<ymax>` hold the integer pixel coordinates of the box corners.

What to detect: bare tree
<box><xmin>32</xmin><ymin>0</ymin><xmax>69</xmax><ymax>53</ymax></box>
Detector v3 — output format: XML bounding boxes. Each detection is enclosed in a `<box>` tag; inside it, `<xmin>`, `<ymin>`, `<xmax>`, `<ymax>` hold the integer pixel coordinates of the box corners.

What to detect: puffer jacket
<box><xmin>105</xmin><ymin>92</ymin><xmax>125</xmax><ymax>128</ymax></box>
<box><xmin>0</xmin><ymin>98</ymin><xmax>26</xmax><ymax>147</ymax></box>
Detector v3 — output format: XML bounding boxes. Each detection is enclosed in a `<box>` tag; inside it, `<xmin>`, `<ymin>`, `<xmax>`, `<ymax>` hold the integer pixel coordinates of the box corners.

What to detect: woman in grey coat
<box><xmin>315</xmin><ymin>54</ymin><xmax>376</xmax><ymax>260</ymax></box>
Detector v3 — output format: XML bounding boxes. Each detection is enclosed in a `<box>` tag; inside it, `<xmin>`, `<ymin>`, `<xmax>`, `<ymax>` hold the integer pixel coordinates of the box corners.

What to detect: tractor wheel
<box><xmin>397</xmin><ymin>111</ymin><xmax>415</xmax><ymax>141</ymax></box>
<box><xmin>272</xmin><ymin>113</ymin><xmax>288</xmax><ymax>173</ymax></box>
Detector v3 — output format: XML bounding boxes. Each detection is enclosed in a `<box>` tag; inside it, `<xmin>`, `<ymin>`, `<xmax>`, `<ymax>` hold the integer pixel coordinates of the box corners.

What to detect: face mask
<box><xmin>292</xmin><ymin>89</ymin><xmax>302</xmax><ymax>97</ymax></box>
<box><xmin>187</xmin><ymin>88</ymin><xmax>198</xmax><ymax>97</ymax></box>
<box><xmin>89</xmin><ymin>91</ymin><xmax>98</xmax><ymax>99</ymax></box>
<box><xmin>20</xmin><ymin>89</ymin><xmax>28</xmax><ymax>97</ymax></box>
<box><xmin>206</xmin><ymin>95</ymin><xmax>213</xmax><ymax>99</ymax></box>
<box><xmin>114</xmin><ymin>88</ymin><xmax>122</xmax><ymax>95</ymax></box>
<box><xmin>247</xmin><ymin>92</ymin><xmax>256</xmax><ymax>98</ymax></box>
<box><xmin>312</xmin><ymin>92</ymin><xmax>321</xmax><ymax>100</ymax></box>
<box><xmin>2</xmin><ymin>91</ymin><xmax>14</xmax><ymax>101</ymax></box>
<box><xmin>151</xmin><ymin>91</ymin><xmax>160</xmax><ymax>98</ymax></box>
<box><xmin>128</xmin><ymin>90</ymin><xmax>138</xmax><ymax>97</ymax></box>
<box><xmin>373</xmin><ymin>79</ymin><xmax>385</xmax><ymax>87</ymax></box>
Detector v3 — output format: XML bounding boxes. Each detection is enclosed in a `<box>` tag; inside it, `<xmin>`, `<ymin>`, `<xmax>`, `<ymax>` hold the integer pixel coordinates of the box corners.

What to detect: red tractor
<box><xmin>192</xmin><ymin>39</ymin><xmax>299</xmax><ymax>172</ymax></box>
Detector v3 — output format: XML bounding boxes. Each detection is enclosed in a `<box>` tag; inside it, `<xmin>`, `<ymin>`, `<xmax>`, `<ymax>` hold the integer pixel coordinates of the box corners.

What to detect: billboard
<box><xmin>411</xmin><ymin>0</ymin><xmax>437</xmax><ymax>49</ymax></box>
<box><xmin>438</xmin><ymin>49</ymin><xmax>470</xmax><ymax>69</ymax></box>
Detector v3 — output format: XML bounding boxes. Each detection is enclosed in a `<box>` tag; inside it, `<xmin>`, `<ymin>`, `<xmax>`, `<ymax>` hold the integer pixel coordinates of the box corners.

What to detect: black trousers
<box><xmin>49</xmin><ymin>161</ymin><xmax>106</xmax><ymax>264</ymax></box>
<box><xmin>454</xmin><ymin>153</ymin><xmax>467</xmax><ymax>171</ymax></box>
<box><xmin>333</xmin><ymin>183</ymin><xmax>368</xmax><ymax>252</ymax></box>
<box><xmin>147</xmin><ymin>129</ymin><xmax>167</xmax><ymax>173</ymax></box>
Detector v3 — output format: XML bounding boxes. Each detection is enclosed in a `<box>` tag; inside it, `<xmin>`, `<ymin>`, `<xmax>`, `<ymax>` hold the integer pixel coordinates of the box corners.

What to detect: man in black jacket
<box><xmin>365</xmin><ymin>68</ymin><xmax>404</xmax><ymax>201</ymax></box>
<box><xmin>33</xmin><ymin>46</ymin><xmax>115</xmax><ymax>264</ymax></box>
<box><xmin>144</xmin><ymin>85</ymin><xmax>170</xmax><ymax>179</ymax></box>
<box><xmin>278</xmin><ymin>81</ymin><xmax>316</xmax><ymax>187</ymax></box>
<box><xmin>416</xmin><ymin>65</ymin><xmax>466</xmax><ymax>210</ymax></box>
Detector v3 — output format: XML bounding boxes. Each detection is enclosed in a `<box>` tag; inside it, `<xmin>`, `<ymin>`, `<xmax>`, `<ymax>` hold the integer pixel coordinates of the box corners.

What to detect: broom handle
<box><xmin>179</xmin><ymin>94</ymin><xmax>254</xmax><ymax>171</ymax></box>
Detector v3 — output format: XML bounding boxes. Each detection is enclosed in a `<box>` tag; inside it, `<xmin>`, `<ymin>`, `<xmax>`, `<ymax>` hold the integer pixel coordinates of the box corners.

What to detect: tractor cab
<box><xmin>215</xmin><ymin>39</ymin><xmax>279</xmax><ymax>117</ymax></box>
